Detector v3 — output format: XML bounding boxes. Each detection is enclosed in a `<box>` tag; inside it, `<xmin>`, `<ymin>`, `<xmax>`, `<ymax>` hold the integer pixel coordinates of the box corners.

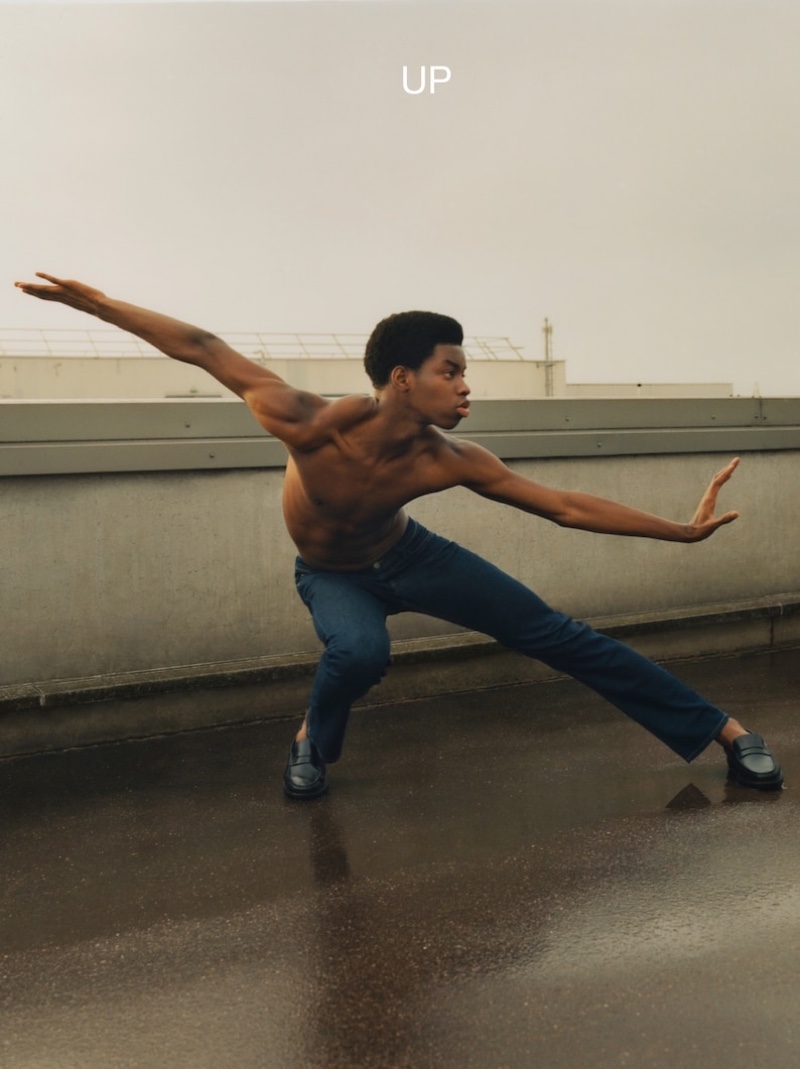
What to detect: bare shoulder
<box><xmin>288</xmin><ymin>392</ymin><xmax>378</xmax><ymax>450</ymax></box>
<box><xmin>426</xmin><ymin>432</ymin><xmax>508</xmax><ymax>485</ymax></box>
<box><xmin>310</xmin><ymin>393</ymin><xmax>377</xmax><ymax>434</ymax></box>
<box><xmin>325</xmin><ymin>393</ymin><xmax>378</xmax><ymax>425</ymax></box>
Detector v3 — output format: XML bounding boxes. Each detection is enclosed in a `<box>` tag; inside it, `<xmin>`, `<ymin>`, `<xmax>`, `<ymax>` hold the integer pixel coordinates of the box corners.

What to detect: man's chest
<box><xmin>289</xmin><ymin>445</ymin><xmax>455</xmax><ymax>515</ymax></box>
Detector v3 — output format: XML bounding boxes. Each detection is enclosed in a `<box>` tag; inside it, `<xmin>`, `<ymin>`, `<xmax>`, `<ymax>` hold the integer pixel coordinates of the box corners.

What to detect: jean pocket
<box><xmin>294</xmin><ymin>557</ymin><xmax>315</xmax><ymax>582</ymax></box>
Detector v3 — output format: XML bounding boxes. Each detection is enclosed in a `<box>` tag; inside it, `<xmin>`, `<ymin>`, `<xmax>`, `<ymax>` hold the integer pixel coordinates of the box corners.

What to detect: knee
<box><xmin>325</xmin><ymin>632</ymin><xmax>391</xmax><ymax>684</ymax></box>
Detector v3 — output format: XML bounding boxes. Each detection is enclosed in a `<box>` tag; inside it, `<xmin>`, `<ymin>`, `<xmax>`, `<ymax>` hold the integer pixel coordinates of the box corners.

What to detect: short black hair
<box><xmin>364</xmin><ymin>311</ymin><xmax>464</xmax><ymax>388</ymax></box>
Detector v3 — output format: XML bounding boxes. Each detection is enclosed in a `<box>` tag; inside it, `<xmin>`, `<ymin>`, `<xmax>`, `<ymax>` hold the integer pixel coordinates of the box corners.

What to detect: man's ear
<box><xmin>390</xmin><ymin>365</ymin><xmax>411</xmax><ymax>391</ymax></box>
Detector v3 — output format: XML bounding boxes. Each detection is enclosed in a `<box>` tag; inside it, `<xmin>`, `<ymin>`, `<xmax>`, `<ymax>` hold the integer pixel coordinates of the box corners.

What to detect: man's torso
<box><xmin>280</xmin><ymin>403</ymin><xmax>467</xmax><ymax>569</ymax></box>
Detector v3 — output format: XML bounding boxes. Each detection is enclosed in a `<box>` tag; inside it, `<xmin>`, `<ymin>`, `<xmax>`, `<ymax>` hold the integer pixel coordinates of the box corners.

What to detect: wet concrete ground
<box><xmin>2</xmin><ymin>646</ymin><xmax>799</xmax><ymax>1069</ymax></box>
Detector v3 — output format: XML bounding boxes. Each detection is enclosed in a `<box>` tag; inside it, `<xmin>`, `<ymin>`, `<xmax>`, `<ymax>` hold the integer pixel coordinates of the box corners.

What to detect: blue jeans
<box><xmin>294</xmin><ymin>519</ymin><xmax>728</xmax><ymax>764</ymax></box>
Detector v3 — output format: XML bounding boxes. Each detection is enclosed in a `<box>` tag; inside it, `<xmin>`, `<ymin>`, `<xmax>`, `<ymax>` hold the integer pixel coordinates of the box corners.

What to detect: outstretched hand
<box><xmin>686</xmin><ymin>457</ymin><xmax>740</xmax><ymax>541</ymax></box>
<box><xmin>14</xmin><ymin>273</ymin><xmax>107</xmax><ymax>317</ymax></box>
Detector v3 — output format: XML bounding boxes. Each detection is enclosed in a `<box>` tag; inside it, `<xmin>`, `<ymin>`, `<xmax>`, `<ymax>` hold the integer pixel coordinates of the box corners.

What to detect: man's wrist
<box><xmin>92</xmin><ymin>293</ymin><xmax>115</xmax><ymax>322</ymax></box>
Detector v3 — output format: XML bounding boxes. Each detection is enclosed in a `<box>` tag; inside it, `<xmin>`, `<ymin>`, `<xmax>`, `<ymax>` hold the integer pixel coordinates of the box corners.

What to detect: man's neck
<box><xmin>368</xmin><ymin>391</ymin><xmax>435</xmax><ymax>456</ymax></box>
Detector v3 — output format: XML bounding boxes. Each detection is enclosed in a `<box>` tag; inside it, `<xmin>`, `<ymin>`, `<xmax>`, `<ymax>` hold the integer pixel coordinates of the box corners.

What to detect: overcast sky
<box><xmin>1</xmin><ymin>0</ymin><xmax>798</xmax><ymax>395</ymax></box>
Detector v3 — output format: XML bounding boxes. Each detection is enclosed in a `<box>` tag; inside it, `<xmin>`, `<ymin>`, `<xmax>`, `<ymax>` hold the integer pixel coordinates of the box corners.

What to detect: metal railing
<box><xmin>0</xmin><ymin>328</ymin><xmax>525</xmax><ymax>361</ymax></box>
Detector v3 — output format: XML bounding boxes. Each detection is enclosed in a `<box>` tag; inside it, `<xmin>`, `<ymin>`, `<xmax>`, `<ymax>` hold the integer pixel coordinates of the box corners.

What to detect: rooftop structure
<box><xmin>0</xmin><ymin>328</ymin><xmax>733</xmax><ymax>400</ymax></box>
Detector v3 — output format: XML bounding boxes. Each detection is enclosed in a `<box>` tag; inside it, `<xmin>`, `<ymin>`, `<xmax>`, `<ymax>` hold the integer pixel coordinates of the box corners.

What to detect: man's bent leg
<box><xmin>295</xmin><ymin>567</ymin><xmax>392</xmax><ymax>764</ymax></box>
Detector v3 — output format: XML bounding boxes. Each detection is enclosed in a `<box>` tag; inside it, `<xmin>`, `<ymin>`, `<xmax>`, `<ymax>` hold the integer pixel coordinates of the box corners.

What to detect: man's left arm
<box><xmin>455</xmin><ymin>441</ymin><xmax>739</xmax><ymax>543</ymax></box>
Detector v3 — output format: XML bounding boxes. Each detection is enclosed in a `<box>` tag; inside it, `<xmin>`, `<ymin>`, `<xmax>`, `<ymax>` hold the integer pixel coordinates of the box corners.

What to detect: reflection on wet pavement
<box><xmin>1</xmin><ymin>647</ymin><xmax>798</xmax><ymax>1068</ymax></box>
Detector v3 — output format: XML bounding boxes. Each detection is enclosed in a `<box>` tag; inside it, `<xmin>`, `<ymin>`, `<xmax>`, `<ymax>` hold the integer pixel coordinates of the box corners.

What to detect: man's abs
<box><xmin>285</xmin><ymin>504</ymin><xmax>409</xmax><ymax>570</ymax></box>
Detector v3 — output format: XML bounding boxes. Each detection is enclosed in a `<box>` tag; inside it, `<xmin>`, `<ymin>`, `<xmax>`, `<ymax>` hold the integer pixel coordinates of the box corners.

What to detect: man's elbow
<box><xmin>550</xmin><ymin>510</ymin><xmax>578</xmax><ymax>529</ymax></box>
<box><xmin>171</xmin><ymin>329</ymin><xmax>222</xmax><ymax>365</ymax></box>
<box><xmin>189</xmin><ymin>329</ymin><xmax>221</xmax><ymax>355</ymax></box>
<box><xmin>543</xmin><ymin>494</ymin><xmax>580</xmax><ymax>528</ymax></box>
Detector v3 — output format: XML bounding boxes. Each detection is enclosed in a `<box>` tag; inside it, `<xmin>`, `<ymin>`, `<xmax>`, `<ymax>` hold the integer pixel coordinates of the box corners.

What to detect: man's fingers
<box><xmin>16</xmin><ymin>273</ymin><xmax>95</xmax><ymax>308</ymax></box>
<box><xmin>692</xmin><ymin>458</ymin><xmax>740</xmax><ymax>533</ymax></box>
<box><xmin>16</xmin><ymin>273</ymin><xmax>62</xmax><ymax>295</ymax></box>
<box><xmin>693</xmin><ymin>508</ymin><xmax>739</xmax><ymax>541</ymax></box>
<box><xmin>15</xmin><ymin>283</ymin><xmax>62</xmax><ymax>301</ymax></box>
<box><xmin>701</xmin><ymin>457</ymin><xmax>740</xmax><ymax>507</ymax></box>
<box><xmin>15</xmin><ymin>282</ymin><xmax>49</xmax><ymax>297</ymax></box>
<box><xmin>713</xmin><ymin>457</ymin><xmax>740</xmax><ymax>484</ymax></box>
<box><xmin>716</xmin><ymin>509</ymin><xmax>739</xmax><ymax>526</ymax></box>
<box><xmin>16</xmin><ymin>274</ymin><xmax>105</xmax><ymax>315</ymax></box>
<box><xmin>15</xmin><ymin>272</ymin><xmax>69</xmax><ymax>293</ymax></box>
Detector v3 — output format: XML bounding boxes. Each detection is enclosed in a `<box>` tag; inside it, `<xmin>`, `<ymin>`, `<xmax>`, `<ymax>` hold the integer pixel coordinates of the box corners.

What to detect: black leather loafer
<box><xmin>283</xmin><ymin>737</ymin><xmax>329</xmax><ymax>799</ymax></box>
<box><xmin>726</xmin><ymin>732</ymin><xmax>784</xmax><ymax>791</ymax></box>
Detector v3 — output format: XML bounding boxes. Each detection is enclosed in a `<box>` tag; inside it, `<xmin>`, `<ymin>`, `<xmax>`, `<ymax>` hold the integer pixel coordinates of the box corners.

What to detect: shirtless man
<box><xmin>16</xmin><ymin>273</ymin><xmax>784</xmax><ymax>797</ymax></box>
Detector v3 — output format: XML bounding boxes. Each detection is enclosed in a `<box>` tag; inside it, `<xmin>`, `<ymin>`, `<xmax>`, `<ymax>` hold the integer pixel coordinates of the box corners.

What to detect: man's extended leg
<box><xmin>386</xmin><ymin>526</ymin><xmax>782</xmax><ymax>784</ymax></box>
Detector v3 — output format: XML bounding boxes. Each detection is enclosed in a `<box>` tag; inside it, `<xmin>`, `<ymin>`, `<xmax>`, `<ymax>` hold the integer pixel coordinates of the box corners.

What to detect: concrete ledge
<box><xmin>5</xmin><ymin>397</ymin><xmax>800</xmax><ymax>475</ymax></box>
<box><xmin>2</xmin><ymin>594</ymin><xmax>800</xmax><ymax>758</ymax></box>
<box><xmin>4</xmin><ymin>594</ymin><xmax>799</xmax><ymax>713</ymax></box>
<box><xmin>0</xmin><ymin>633</ymin><xmax>499</xmax><ymax>715</ymax></box>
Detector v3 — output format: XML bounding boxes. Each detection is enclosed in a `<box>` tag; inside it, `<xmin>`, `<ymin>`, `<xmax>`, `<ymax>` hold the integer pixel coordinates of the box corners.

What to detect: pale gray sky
<box><xmin>2</xmin><ymin>0</ymin><xmax>798</xmax><ymax>394</ymax></box>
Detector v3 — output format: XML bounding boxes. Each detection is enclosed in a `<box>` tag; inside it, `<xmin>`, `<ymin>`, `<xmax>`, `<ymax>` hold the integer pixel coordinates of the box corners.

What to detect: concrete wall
<box><xmin>3</xmin><ymin>453</ymin><xmax>800</xmax><ymax>689</ymax></box>
<box><xmin>3</xmin><ymin>397</ymin><xmax>800</xmax><ymax>732</ymax></box>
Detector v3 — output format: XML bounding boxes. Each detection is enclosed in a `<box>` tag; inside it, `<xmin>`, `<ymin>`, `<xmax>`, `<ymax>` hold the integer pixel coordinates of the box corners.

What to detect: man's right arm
<box><xmin>15</xmin><ymin>273</ymin><xmax>327</xmax><ymax>442</ymax></box>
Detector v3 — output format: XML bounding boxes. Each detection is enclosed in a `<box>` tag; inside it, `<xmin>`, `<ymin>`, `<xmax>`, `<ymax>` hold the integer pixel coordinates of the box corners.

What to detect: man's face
<box><xmin>405</xmin><ymin>344</ymin><xmax>471</xmax><ymax>428</ymax></box>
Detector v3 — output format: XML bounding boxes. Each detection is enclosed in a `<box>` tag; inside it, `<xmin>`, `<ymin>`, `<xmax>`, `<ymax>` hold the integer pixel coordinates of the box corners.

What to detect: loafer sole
<box><xmin>283</xmin><ymin>777</ymin><xmax>329</xmax><ymax>800</ymax></box>
<box><xmin>726</xmin><ymin>763</ymin><xmax>784</xmax><ymax>791</ymax></box>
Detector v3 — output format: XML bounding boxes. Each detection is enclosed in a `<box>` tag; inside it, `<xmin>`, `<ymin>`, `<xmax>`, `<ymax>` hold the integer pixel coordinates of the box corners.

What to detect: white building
<box><xmin>0</xmin><ymin>329</ymin><xmax>732</xmax><ymax>401</ymax></box>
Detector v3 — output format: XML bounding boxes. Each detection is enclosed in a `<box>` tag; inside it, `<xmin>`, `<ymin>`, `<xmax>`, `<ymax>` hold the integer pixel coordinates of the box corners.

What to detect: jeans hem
<box><xmin>682</xmin><ymin>711</ymin><xmax>728</xmax><ymax>763</ymax></box>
